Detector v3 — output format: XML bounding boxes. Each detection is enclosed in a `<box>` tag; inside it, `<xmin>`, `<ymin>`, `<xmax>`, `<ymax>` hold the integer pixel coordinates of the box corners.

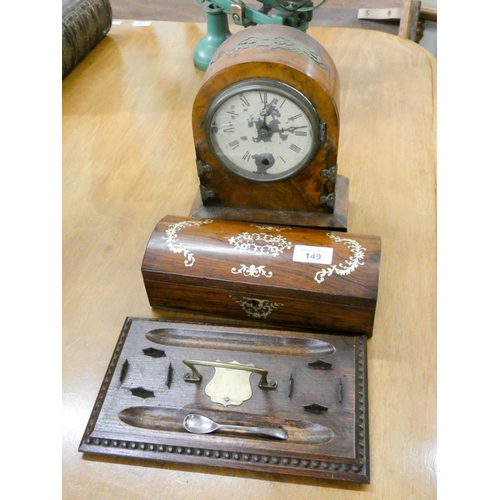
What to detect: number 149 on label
<box><xmin>292</xmin><ymin>245</ymin><xmax>333</xmax><ymax>265</ymax></box>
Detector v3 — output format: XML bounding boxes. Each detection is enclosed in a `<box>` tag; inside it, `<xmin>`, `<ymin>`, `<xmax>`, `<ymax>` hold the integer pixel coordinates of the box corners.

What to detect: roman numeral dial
<box><xmin>205</xmin><ymin>79</ymin><xmax>321</xmax><ymax>182</ymax></box>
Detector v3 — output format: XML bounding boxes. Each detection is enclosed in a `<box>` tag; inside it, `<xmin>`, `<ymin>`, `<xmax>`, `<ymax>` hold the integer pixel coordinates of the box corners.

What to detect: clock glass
<box><xmin>205</xmin><ymin>79</ymin><xmax>321</xmax><ymax>182</ymax></box>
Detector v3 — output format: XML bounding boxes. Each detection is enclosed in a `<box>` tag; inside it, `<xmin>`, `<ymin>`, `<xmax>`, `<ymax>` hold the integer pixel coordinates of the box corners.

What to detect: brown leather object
<box><xmin>62</xmin><ymin>0</ymin><xmax>112</xmax><ymax>79</ymax></box>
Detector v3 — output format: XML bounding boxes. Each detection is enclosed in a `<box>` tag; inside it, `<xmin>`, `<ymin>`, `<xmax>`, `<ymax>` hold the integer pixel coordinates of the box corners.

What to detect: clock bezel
<box><xmin>204</xmin><ymin>78</ymin><xmax>322</xmax><ymax>182</ymax></box>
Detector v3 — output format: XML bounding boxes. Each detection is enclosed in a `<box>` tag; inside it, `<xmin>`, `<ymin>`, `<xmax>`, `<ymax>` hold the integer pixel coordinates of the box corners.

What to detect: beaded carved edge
<box><xmin>79</xmin><ymin>318</ymin><xmax>369</xmax><ymax>483</ymax></box>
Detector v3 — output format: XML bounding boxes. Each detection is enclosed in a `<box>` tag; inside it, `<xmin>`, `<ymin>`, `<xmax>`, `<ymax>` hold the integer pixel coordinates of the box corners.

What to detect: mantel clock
<box><xmin>191</xmin><ymin>24</ymin><xmax>348</xmax><ymax>230</ymax></box>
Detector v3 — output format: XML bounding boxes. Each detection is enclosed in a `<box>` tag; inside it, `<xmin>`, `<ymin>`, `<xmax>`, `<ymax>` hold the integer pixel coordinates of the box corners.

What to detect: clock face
<box><xmin>205</xmin><ymin>79</ymin><xmax>321</xmax><ymax>182</ymax></box>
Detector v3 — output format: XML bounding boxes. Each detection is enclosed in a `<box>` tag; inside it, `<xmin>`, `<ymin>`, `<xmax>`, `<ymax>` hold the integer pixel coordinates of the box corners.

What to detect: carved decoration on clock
<box><xmin>210</xmin><ymin>34</ymin><xmax>327</xmax><ymax>69</ymax></box>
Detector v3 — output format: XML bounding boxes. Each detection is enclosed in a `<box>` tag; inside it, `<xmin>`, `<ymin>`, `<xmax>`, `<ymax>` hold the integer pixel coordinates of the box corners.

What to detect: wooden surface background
<box><xmin>62</xmin><ymin>20</ymin><xmax>436</xmax><ymax>499</ymax></box>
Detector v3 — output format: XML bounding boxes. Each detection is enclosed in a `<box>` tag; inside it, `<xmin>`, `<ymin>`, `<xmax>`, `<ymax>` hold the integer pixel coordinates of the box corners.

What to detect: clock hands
<box><xmin>213</xmin><ymin>90</ymin><xmax>312</xmax><ymax>177</ymax></box>
<box><xmin>252</xmin><ymin>98</ymin><xmax>309</xmax><ymax>142</ymax></box>
<box><xmin>251</xmin><ymin>113</ymin><xmax>274</xmax><ymax>143</ymax></box>
<box><xmin>252</xmin><ymin>116</ymin><xmax>308</xmax><ymax>144</ymax></box>
<box><xmin>259</xmin><ymin>98</ymin><xmax>279</xmax><ymax>118</ymax></box>
<box><xmin>279</xmin><ymin>125</ymin><xmax>308</xmax><ymax>134</ymax></box>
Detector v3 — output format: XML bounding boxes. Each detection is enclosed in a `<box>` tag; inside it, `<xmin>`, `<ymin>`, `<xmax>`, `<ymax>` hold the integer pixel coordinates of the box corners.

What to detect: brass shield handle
<box><xmin>183</xmin><ymin>359</ymin><xmax>278</xmax><ymax>390</ymax></box>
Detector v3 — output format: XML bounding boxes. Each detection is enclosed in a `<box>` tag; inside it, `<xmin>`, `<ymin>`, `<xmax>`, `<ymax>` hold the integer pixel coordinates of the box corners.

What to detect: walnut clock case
<box><xmin>191</xmin><ymin>25</ymin><xmax>348</xmax><ymax>230</ymax></box>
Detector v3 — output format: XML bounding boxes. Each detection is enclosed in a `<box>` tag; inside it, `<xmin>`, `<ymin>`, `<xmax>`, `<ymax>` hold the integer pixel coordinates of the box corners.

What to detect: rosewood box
<box><xmin>141</xmin><ymin>215</ymin><xmax>381</xmax><ymax>336</ymax></box>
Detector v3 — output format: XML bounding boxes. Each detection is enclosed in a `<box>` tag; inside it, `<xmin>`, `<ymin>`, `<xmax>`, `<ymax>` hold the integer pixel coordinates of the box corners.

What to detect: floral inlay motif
<box><xmin>314</xmin><ymin>233</ymin><xmax>366</xmax><ymax>283</ymax></box>
<box><xmin>231</xmin><ymin>264</ymin><xmax>273</xmax><ymax>278</ymax></box>
<box><xmin>227</xmin><ymin>232</ymin><xmax>292</xmax><ymax>257</ymax></box>
<box><xmin>250</xmin><ymin>225</ymin><xmax>291</xmax><ymax>232</ymax></box>
<box><xmin>163</xmin><ymin>219</ymin><xmax>213</xmax><ymax>267</ymax></box>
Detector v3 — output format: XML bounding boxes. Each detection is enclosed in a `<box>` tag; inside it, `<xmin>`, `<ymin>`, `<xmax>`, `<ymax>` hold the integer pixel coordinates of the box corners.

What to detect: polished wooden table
<box><xmin>63</xmin><ymin>20</ymin><xmax>436</xmax><ymax>499</ymax></box>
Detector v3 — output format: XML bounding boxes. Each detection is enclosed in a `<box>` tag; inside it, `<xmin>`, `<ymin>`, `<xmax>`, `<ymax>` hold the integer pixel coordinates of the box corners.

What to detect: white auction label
<box><xmin>292</xmin><ymin>245</ymin><xmax>333</xmax><ymax>265</ymax></box>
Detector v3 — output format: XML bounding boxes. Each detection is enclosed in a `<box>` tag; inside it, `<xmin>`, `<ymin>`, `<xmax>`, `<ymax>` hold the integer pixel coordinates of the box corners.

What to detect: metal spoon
<box><xmin>183</xmin><ymin>413</ymin><xmax>288</xmax><ymax>440</ymax></box>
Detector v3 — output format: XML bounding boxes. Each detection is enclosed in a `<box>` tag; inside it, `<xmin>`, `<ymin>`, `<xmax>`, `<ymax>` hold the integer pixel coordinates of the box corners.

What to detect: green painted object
<box><xmin>194</xmin><ymin>1</ymin><xmax>325</xmax><ymax>71</ymax></box>
<box><xmin>193</xmin><ymin>3</ymin><xmax>232</xmax><ymax>71</ymax></box>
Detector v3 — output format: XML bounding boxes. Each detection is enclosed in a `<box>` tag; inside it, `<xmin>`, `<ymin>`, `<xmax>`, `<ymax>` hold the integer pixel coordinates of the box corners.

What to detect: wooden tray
<box><xmin>79</xmin><ymin>317</ymin><xmax>369</xmax><ymax>483</ymax></box>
